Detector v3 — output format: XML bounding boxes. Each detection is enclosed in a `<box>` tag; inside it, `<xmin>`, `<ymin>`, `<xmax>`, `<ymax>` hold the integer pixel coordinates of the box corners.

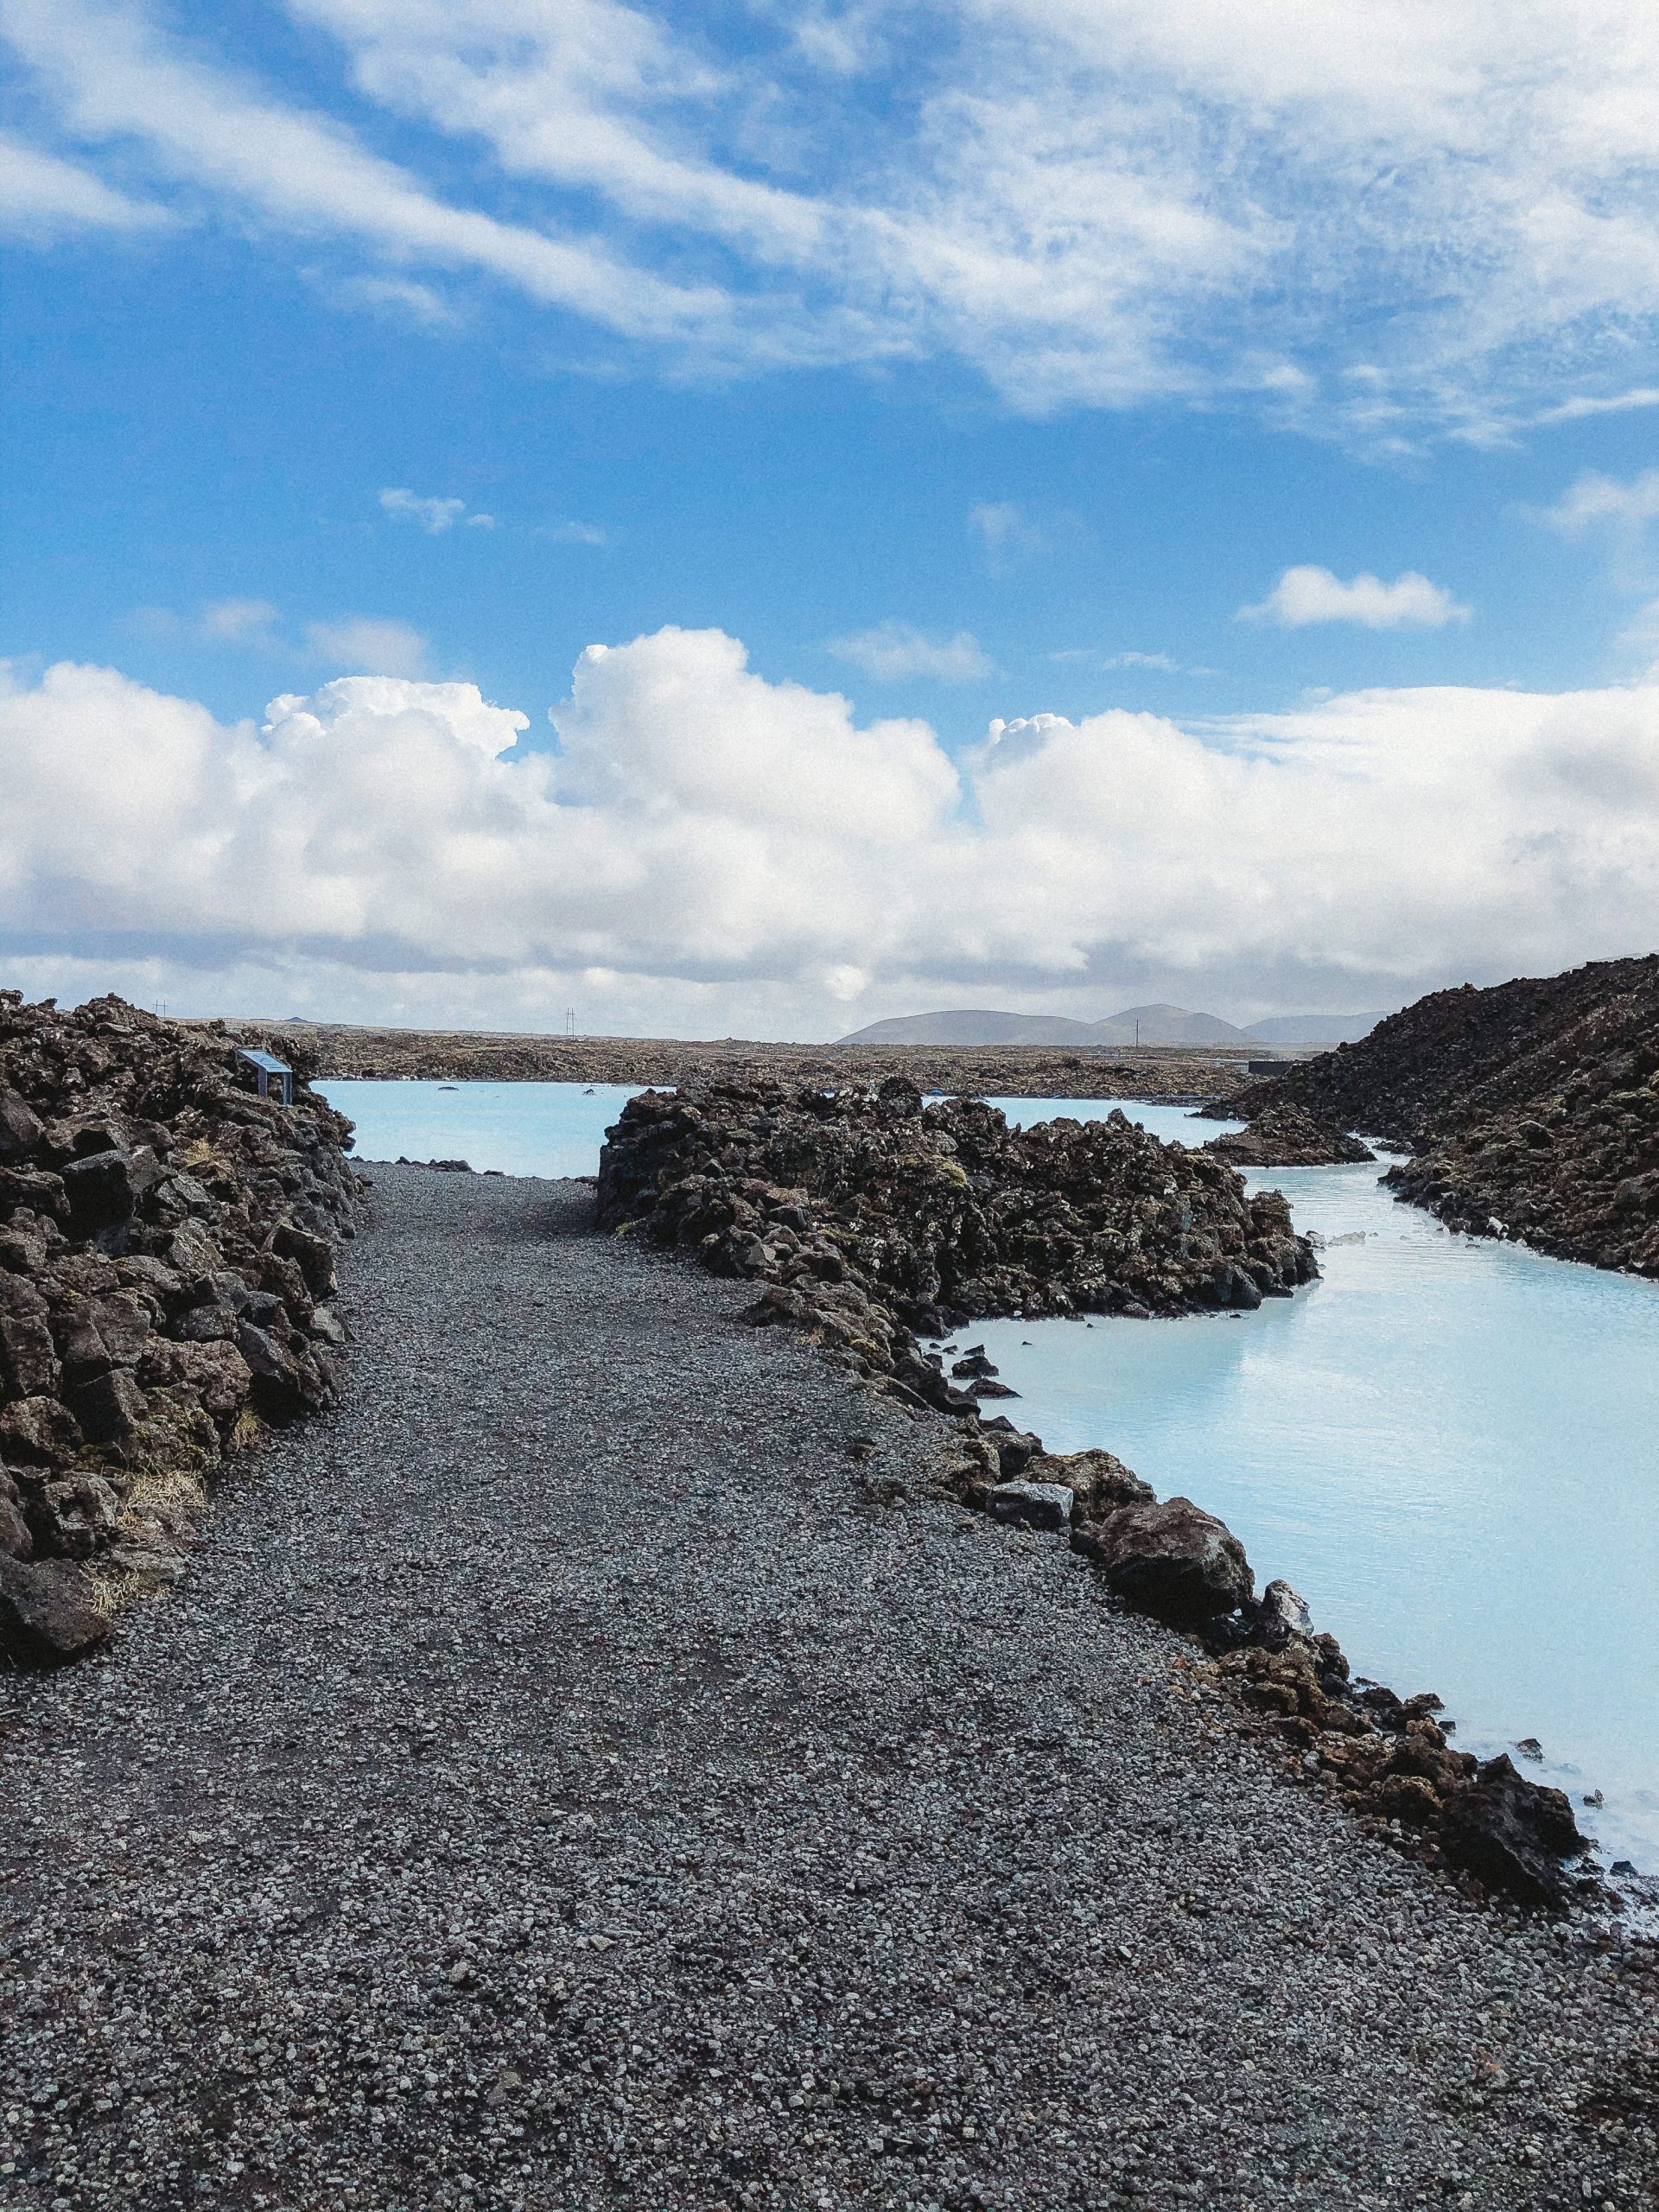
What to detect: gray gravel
<box><xmin>1</xmin><ymin>1166</ymin><xmax>1654</xmax><ymax>2212</ymax></box>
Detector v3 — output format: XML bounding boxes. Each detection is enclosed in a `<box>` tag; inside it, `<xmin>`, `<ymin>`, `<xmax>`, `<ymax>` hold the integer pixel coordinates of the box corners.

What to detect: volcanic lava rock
<box><xmin>0</xmin><ymin>989</ymin><xmax>361</xmax><ymax>1656</ymax></box>
<box><xmin>1205</xmin><ymin>1104</ymin><xmax>1375</xmax><ymax>1167</ymax></box>
<box><xmin>599</xmin><ymin>1079</ymin><xmax>1316</xmax><ymax>1351</ymax></box>
<box><xmin>1024</xmin><ymin>1448</ymin><xmax>1152</xmax><ymax>1518</ymax></box>
<box><xmin>987</xmin><ymin>1479</ymin><xmax>1075</xmax><ymax>1532</ymax></box>
<box><xmin>0</xmin><ymin>1553</ymin><xmax>112</xmax><ymax>1664</ymax></box>
<box><xmin>1212</xmin><ymin>954</ymin><xmax>1659</xmax><ymax>1275</ymax></box>
<box><xmin>1072</xmin><ymin>1497</ymin><xmax>1255</xmax><ymax>1624</ymax></box>
<box><xmin>1440</xmin><ymin>1755</ymin><xmax>1590</xmax><ymax>1910</ymax></box>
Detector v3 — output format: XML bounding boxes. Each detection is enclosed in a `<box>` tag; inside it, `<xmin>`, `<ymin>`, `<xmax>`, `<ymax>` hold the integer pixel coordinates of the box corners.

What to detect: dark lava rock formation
<box><xmin>599</xmin><ymin>1077</ymin><xmax>1591</xmax><ymax>1907</ymax></box>
<box><xmin>0</xmin><ymin>991</ymin><xmax>360</xmax><ymax>1660</ymax></box>
<box><xmin>598</xmin><ymin>1077</ymin><xmax>1316</xmax><ymax>1341</ymax></box>
<box><xmin>1216</xmin><ymin>955</ymin><xmax>1659</xmax><ymax>1274</ymax></box>
<box><xmin>1204</xmin><ymin>1103</ymin><xmax>1376</xmax><ymax>1167</ymax></box>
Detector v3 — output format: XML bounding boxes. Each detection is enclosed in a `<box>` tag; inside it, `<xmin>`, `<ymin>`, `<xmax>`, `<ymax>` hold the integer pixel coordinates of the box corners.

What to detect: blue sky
<box><xmin>3</xmin><ymin>1</ymin><xmax>1659</xmax><ymax>1037</ymax></box>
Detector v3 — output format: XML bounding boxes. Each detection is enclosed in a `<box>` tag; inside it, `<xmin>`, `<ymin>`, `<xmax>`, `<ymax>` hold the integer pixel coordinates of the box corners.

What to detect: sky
<box><xmin>3</xmin><ymin>1</ymin><xmax>1659</xmax><ymax>1040</ymax></box>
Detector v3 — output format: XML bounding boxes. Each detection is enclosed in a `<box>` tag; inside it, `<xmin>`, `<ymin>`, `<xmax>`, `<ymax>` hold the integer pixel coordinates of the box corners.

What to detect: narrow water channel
<box><xmin>969</xmin><ymin>1100</ymin><xmax>1659</xmax><ymax>1879</ymax></box>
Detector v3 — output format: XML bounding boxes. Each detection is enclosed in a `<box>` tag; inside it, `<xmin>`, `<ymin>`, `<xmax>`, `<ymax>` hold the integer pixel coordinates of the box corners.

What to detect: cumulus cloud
<box><xmin>302</xmin><ymin>617</ymin><xmax>430</xmax><ymax>676</ymax></box>
<box><xmin>3</xmin><ymin>630</ymin><xmax>1656</xmax><ymax>1035</ymax></box>
<box><xmin>825</xmin><ymin>623</ymin><xmax>997</xmax><ymax>682</ymax></box>
<box><xmin>1240</xmin><ymin>567</ymin><xmax>1471</xmax><ymax>630</ymax></box>
<box><xmin>12</xmin><ymin>1</ymin><xmax>1659</xmax><ymax>428</ymax></box>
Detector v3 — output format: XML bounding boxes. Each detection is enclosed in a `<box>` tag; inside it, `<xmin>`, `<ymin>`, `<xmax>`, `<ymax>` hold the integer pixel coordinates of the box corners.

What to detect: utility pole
<box><xmin>1134</xmin><ymin>1018</ymin><xmax>1140</xmax><ymax>1047</ymax></box>
<box><xmin>564</xmin><ymin>1007</ymin><xmax>575</xmax><ymax>1039</ymax></box>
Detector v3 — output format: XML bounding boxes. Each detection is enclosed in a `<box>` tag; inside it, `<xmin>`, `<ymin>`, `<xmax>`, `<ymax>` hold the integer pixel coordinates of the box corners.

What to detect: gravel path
<box><xmin>1</xmin><ymin>1166</ymin><xmax>1654</xmax><ymax>2212</ymax></box>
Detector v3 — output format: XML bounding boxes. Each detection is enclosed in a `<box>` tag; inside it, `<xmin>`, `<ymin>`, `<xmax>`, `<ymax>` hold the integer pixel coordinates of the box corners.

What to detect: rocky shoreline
<box><xmin>599</xmin><ymin>1077</ymin><xmax>1600</xmax><ymax>1910</ymax></box>
<box><xmin>0</xmin><ymin>993</ymin><xmax>361</xmax><ymax>1663</ymax></box>
<box><xmin>1217</xmin><ymin>955</ymin><xmax>1659</xmax><ymax>1275</ymax></box>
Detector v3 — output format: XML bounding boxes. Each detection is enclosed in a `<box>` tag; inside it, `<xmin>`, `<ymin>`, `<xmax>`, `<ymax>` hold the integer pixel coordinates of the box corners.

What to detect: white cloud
<box><xmin>331</xmin><ymin>272</ymin><xmax>460</xmax><ymax>326</ymax></box>
<box><xmin>1240</xmin><ymin>566</ymin><xmax>1471</xmax><ymax>630</ymax></box>
<box><xmin>302</xmin><ymin>617</ymin><xmax>430</xmax><ymax>676</ymax></box>
<box><xmin>10</xmin><ymin>1</ymin><xmax>1659</xmax><ymax>426</ymax></box>
<box><xmin>131</xmin><ymin>597</ymin><xmax>284</xmax><ymax>650</ymax></box>
<box><xmin>1541</xmin><ymin>468</ymin><xmax>1659</xmax><ymax>537</ymax></box>
<box><xmin>3</xmin><ymin>632</ymin><xmax>1657</xmax><ymax>1036</ymax></box>
<box><xmin>542</xmin><ymin>519</ymin><xmax>608</xmax><ymax>546</ymax></box>
<box><xmin>0</xmin><ymin>130</ymin><xmax>169</xmax><ymax>235</ymax></box>
<box><xmin>0</xmin><ymin>0</ymin><xmax>728</xmax><ymax>343</ymax></box>
<box><xmin>1535</xmin><ymin>387</ymin><xmax>1659</xmax><ymax>426</ymax></box>
<box><xmin>825</xmin><ymin>622</ymin><xmax>997</xmax><ymax>682</ymax></box>
<box><xmin>1050</xmin><ymin>648</ymin><xmax>1184</xmax><ymax>672</ymax></box>
<box><xmin>379</xmin><ymin>487</ymin><xmax>467</xmax><ymax>533</ymax></box>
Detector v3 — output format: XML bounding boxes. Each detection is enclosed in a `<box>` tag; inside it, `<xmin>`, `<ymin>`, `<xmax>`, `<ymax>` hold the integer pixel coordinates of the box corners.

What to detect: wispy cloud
<box><xmin>969</xmin><ymin>501</ymin><xmax>1046</xmax><ymax>575</ymax></box>
<box><xmin>1239</xmin><ymin>567</ymin><xmax>1471</xmax><ymax>630</ymax></box>
<box><xmin>131</xmin><ymin>596</ymin><xmax>431</xmax><ymax>675</ymax></box>
<box><xmin>131</xmin><ymin>597</ymin><xmax>283</xmax><ymax>649</ymax></box>
<box><xmin>303</xmin><ymin>617</ymin><xmax>429</xmax><ymax>677</ymax></box>
<box><xmin>540</xmin><ymin>519</ymin><xmax>609</xmax><ymax>547</ymax></box>
<box><xmin>0</xmin><ymin>130</ymin><xmax>171</xmax><ymax>236</ymax></box>
<box><xmin>1050</xmin><ymin>647</ymin><xmax>1213</xmax><ymax>676</ymax></box>
<box><xmin>10</xmin><ymin>1</ymin><xmax>1659</xmax><ymax>429</ymax></box>
<box><xmin>1534</xmin><ymin>388</ymin><xmax>1659</xmax><ymax>427</ymax></box>
<box><xmin>826</xmin><ymin>622</ymin><xmax>996</xmax><ymax>682</ymax></box>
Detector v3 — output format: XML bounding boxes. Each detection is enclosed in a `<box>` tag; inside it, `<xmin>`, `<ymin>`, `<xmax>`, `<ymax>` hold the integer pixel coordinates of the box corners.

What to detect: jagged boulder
<box><xmin>1440</xmin><ymin>1754</ymin><xmax>1590</xmax><ymax>1909</ymax></box>
<box><xmin>1023</xmin><ymin>1448</ymin><xmax>1151</xmax><ymax>1518</ymax></box>
<box><xmin>0</xmin><ymin>1554</ymin><xmax>111</xmax><ymax>1665</ymax></box>
<box><xmin>1074</xmin><ymin>1497</ymin><xmax>1255</xmax><ymax>1625</ymax></box>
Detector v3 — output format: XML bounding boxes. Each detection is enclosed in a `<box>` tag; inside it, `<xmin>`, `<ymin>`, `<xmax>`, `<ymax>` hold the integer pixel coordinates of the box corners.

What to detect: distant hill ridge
<box><xmin>836</xmin><ymin>1004</ymin><xmax>1384</xmax><ymax>1049</ymax></box>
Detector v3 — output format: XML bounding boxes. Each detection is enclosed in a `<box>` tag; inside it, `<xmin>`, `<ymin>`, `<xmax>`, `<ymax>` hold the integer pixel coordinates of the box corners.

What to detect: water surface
<box><xmin>957</xmin><ymin>1139</ymin><xmax>1659</xmax><ymax>1875</ymax></box>
<box><xmin>317</xmin><ymin>1079</ymin><xmax>641</xmax><ymax>1179</ymax></box>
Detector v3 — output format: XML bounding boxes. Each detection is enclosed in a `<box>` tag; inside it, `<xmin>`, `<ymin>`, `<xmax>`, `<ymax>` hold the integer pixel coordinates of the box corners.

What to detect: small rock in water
<box><xmin>1514</xmin><ymin>1737</ymin><xmax>1545</xmax><ymax>1763</ymax></box>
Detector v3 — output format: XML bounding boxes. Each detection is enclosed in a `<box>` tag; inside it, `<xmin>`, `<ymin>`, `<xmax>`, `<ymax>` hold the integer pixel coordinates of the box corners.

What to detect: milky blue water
<box><xmin>957</xmin><ymin>1146</ymin><xmax>1659</xmax><ymax>1878</ymax></box>
<box><xmin>317</xmin><ymin>1079</ymin><xmax>1659</xmax><ymax>1876</ymax></box>
<box><xmin>318</xmin><ymin>1079</ymin><xmax>642</xmax><ymax>1179</ymax></box>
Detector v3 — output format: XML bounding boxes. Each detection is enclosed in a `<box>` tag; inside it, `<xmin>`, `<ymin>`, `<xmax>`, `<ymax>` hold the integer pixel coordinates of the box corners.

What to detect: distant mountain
<box><xmin>836</xmin><ymin>1002</ymin><xmax>1260</xmax><ymax>1047</ymax></box>
<box><xmin>834</xmin><ymin>1008</ymin><xmax>1107</xmax><ymax>1046</ymax></box>
<box><xmin>1249</xmin><ymin>1013</ymin><xmax>1387</xmax><ymax>1046</ymax></box>
<box><xmin>1088</xmin><ymin>1003</ymin><xmax>1256</xmax><ymax>1046</ymax></box>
